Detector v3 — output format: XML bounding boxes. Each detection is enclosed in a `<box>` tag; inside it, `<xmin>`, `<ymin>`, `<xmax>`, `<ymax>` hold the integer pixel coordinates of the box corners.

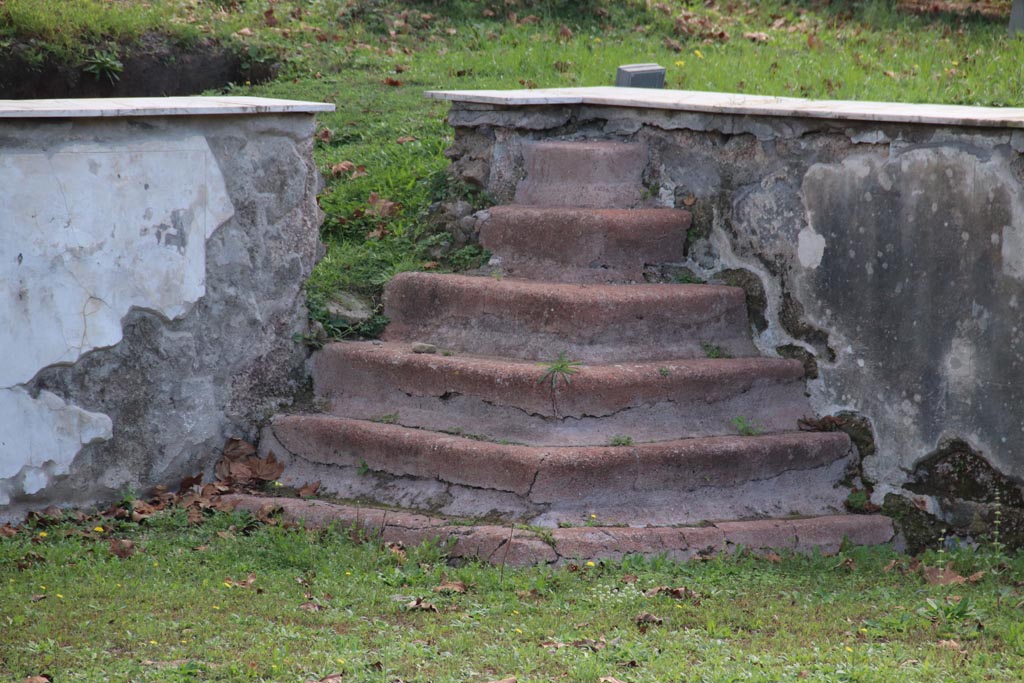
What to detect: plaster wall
<box><xmin>440</xmin><ymin>99</ymin><xmax>1024</xmax><ymax>535</ymax></box>
<box><xmin>0</xmin><ymin>107</ymin><xmax>324</xmax><ymax>517</ymax></box>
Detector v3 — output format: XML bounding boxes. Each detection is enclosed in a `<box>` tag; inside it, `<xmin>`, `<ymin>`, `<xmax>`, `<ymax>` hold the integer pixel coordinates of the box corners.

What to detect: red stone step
<box><xmin>479</xmin><ymin>206</ymin><xmax>690</xmax><ymax>282</ymax></box>
<box><xmin>265</xmin><ymin>415</ymin><xmax>853</xmax><ymax>524</ymax></box>
<box><xmin>311</xmin><ymin>342</ymin><xmax>811</xmax><ymax>446</ymax></box>
<box><xmin>382</xmin><ymin>272</ymin><xmax>758</xmax><ymax>362</ymax></box>
<box><xmin>514</xmin><ymin>140</ymin><xmax>647</xmax><ymax>208</ymax></box>
<box><xmin>225</xmin><ymin>494</ymin><xmax>898</xmax><ymax>565</ymax></box>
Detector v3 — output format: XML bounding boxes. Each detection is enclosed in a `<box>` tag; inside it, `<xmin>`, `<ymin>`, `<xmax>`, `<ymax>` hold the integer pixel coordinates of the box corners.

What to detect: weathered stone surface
<box><xmin>326</xmin><ymin>291</ymin><xmax>373</xmax><ymax>325</ymax></box>
<box><xmin>515</xmin><ymin>140</ymin><xmax>647</xmax><ymax>208</ymax></box>
<box><xmin>434</xmin><ymin>94</ymin><xmax>1024</xmax><ymax>537</ymax></box>
<box><xmin>266</xmin><ymin>415</ymin><xmax>852</xmax><ymax>524</ymax></box>
<box><xmin>382</xmin><ymin>272</ymin><xmax>758</xmax><ymax>362</ymax></box>
<box><xmin>313</xmin><ymin>341</ymin><xmax>810</xmax><ymax>446</ymax></box>
<box><xmin>223</xmin><ymin>494</ymin><xmax>894</xmax><ymax>565</ymax></box>
<box><xmin>1</xmin><ymin>112</ymin><xmax>322</xmax><ymax>516</ymax></box>
<box><xmin>479</xmin><ymin>206</ymin><xmax>690</xmax><ymax>282</ymax></box>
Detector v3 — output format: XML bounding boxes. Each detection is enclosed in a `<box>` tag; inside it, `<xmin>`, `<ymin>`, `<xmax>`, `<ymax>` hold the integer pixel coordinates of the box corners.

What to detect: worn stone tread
<box><xmin>479</xmin><ymin>205</ymin><xmax>691</xmax><ymax>283</ymax></box>
<box><xmin>270</xmin><ymin>414</ymin><xmax>851</xmax><ymax>501</ymax></box>
<box><xmin>382</xmin><ymin>272</ymin><xmax>758</xmax><ymax>362</ymax></box>
<box><xmin>312</xmin><ymin>341</ymin><xmax>810</xmax><ymax>445</ymax></box>
<box><xmin>514</xmin><ymin>140</ymin><xmax>647</xmax><ymax>208</ymax></box>
<box><xmin>223</xmin><ymin>494</ymin><xmax>897</xmax><ymax>565</ymax></box>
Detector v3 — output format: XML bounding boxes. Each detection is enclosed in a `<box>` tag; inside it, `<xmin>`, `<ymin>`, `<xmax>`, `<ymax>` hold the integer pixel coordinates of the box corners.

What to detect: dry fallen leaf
<box><xmin>383</xmin><ymin>77</ymin><xmax>403</xmax><ymax>87</ymax></box>
<box><xmin>22</xmin><ymin>676</ymin><xmax>52</xmax><ymax>683</ymax></box>
<box><xmin>316</xmin><ymin>128</ymin><xmax>334</xmax><ymax>143</ymax></box>
<box><xmin>368</xmin><ymin>192</ymin><xmax>401</xmax><ymax>218</ymax></box>
<box><xmin>434</xmin><ymin>580</ymin><xmax>467</xmax><ymax>594</ymax></box>
<box><xmin>306</xmin><ymin>674</ymin><xmax>344</xmax><ymax>683</ymax></box>
<box><xmin>109</xmin><ymin>538</ymin><xmax>137</xmax><ymax>559</ymax></box>
<box><xmin>485</xmin><ymin>678</ymin><xmax>517</xmax><ymax>683</ymax></box>
<box><xmin>396</xmin><ymin>136</ymin><xmax>417</xmax><ymax>144</ymax></box>
<box><xmin>299</xmin><ymin>601</ymin><xmax>324</xmax><ymax>612</ymax></box>
<box><xmin>225</xmin><ymin>573</ymin><xmax>257</xmax><ymax>588</ymax></box>
<box><xmin>557</xmin><ymin>24</ymin><xmax>573</xmax><ymax>40</ymax></box>
<box><xmin>744</xmin><ymin>31</ymin><xmax>770</xmax><ymax>42</ymax></box>
<box><xmin>223</xmin><ymin>438</ymin><xmax>256</xmax><ymax>459</ymax></box>
<box><xmin>763</xmin><ymin>551</ymin><xmax>782</xmax><ymax>564</ymax></box>
<box><xmin>644</xmin><ymin>586</ymin><xmax>702</xmax><ymax>603</ymax></box>
<box><xmin>921</xmin><ymin>561</ymin><xmax>968</xmax><ymax>586</ymax></box>
<box><xmin>599</xmin><ymin>677</ymin><xmax>628</xmax><ymax>683</ymax></box>
<box><xmin>406</xmin><ymin>597</ymin><xmax>439</xmax><ymax>612</ymax></box>
<box><xmin>298</xmin><ymin>481</ymin><xmax>321</xmax><ymax>498</ymax></box>
<box><xmin>331</xmin><ymin>161</ymin><xmax>356</xmax><ymax>177</ymax></box>
<box><xmin>634</xmin><ymin>612</ymin><xmax>663</xmax><ymax>626</ymax></box>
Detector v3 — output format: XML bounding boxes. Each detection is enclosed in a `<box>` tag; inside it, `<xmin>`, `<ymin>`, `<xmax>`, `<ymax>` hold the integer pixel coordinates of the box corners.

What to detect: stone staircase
<box><xmin>248</xmin><ymin>140</ymin><xmax>895</xmax><ymax>563</ymax></box>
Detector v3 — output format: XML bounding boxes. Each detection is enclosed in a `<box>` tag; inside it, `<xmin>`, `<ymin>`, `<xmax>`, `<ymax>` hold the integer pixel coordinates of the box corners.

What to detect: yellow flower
<box><xmin>694</xmin><ymin>49</ymin><xmax>704</xmax><ymax>59</ymax></box>
<box><xmin>38</xmin><ymin>531</ymin><xmax>47</xmax><ymax>538</ymax></box>
<box><xmin>153</xmin><ymin>561</ymin><xmax>159</xmax><ymax>567</ymax></box>
<box><xmin>336</xmin><ymin>658</ymin><xmax>345</xmax><ymax>664</ymax></box>
<box><xmin>212</xmin><ymin>605</ymin><xmax>221</xmax><ymax>610</ymax></box>
<box><xmin>586</xmin><ymin>561</ymin><xmax>596</xmax><ymax>567</ymax></box>
<box><xmin>675</xmin><ymin>60</ymin><xmax>685</xmax><ymax>67</ymax></box>
<box><xmin>149</xmin><ymin>640</ymin><xmax>158</xmax><ymax>645</ymax></box>
<box><xmin>590</xmin><ymin>514</ymin><xmax>597</xmax><ymax>519</ymax></box>
<box><xmin>845</xmin><ymin>646</ymin><xmax>853</xmax><ymax>652</ymax></box>
<box><xmin>56</xmin><ymin>594</ymin><xmax>64</xmax><ymax>599</ymax></box>
<box><xmin>514</xmin><ymin>627</ymin><xmax>523</xmax><ymax>633</ymax></box>
<box><xmin>93</xmin><ymin>526</ymin><xmax>104</xmax><ymax>532</ymax></box>
<box><xmin>594</xmin><ymin>37</ymin><xmax>601</xmax><ymax>43</ymax></box>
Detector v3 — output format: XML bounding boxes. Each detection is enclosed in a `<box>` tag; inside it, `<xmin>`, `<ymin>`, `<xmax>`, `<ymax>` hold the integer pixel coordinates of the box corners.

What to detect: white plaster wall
<box><xmin>1</xmin><ymin>134</ymin><xmax>233</xmax><ymax>504</ymax></box>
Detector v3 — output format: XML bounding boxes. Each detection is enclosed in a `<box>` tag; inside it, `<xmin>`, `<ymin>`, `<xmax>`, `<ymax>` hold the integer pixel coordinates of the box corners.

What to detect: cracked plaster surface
<box><xmin>1</xmin><ymin>135</ymin><xmax>233</xmax><ymax>504</ymax></box>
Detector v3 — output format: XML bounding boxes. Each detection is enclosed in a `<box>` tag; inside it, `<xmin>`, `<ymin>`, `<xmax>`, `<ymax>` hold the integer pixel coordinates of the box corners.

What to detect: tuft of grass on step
<box><xmin>3</xmin><ymin>507</ymin><xmax>1024</xmax><ymax>682</ymax></box>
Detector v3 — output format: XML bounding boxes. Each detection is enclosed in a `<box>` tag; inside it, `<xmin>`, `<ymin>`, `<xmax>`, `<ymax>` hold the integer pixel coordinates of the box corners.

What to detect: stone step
<box><xmin>514</xmin><ymin>140</ymin><xmax>647</xmax><ymax>208</ymax></box>
<box><xmin>382</xmin><ymin>272</ymin><xmax>758</xmax><ymax>362</ymax></box>
<box><xmin>265</xmin><ymin>415</ymin><xmax>853</xmax><ymax>525</ymax></box>
<box><xmin>311</xmin><ymin>341</ymin><xmax>811</xmax><ymax>446</ymax></box>
<box><xmin>225</xmin><ymin>494</ymin><xmax>898</xmax><ymax>565</ymax></box>
<box><xmin>479</xmin><ymin>206</ymin><xmax>690</xmax><ymax>283</ymax></box>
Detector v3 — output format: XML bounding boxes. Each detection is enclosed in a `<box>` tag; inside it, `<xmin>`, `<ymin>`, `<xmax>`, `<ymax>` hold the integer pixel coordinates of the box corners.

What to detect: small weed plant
<box><xmin>732</xmin><ymin>416</ymin><xmax>762</xmax><ymax>436</ymax></box>
<box><xmin>701</xmin><ymin>341</ymin><xmax>732</xmax><ymax>359</ymax></box>
<box><xmin>538</xmin><ymin>352</ymin><xmax>582</xmax><ymax>390</ymax></box>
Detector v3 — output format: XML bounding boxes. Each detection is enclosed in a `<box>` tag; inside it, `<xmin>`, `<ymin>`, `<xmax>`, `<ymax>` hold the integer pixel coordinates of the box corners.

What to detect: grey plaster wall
<box><xmin>443</xmin><ymin>102</ymin><xmax>1024</xmax><ymax>539</ymax></box>
<box><xmin>1</xmin><ymin>113</ymin><xmax>322</xmax><ymax>519</ymax></box>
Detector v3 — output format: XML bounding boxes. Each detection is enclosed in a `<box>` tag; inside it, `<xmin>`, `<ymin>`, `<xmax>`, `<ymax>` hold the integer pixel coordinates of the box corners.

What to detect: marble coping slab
<box><xmin>0</xmin><ymin>96</ymin><xmax>335</xmax><ymax>118</ymax></box>
<box><xmin>425</xmin><ymin>86</ymin><xmax>1024</xmax><ymax>129</ymax></box>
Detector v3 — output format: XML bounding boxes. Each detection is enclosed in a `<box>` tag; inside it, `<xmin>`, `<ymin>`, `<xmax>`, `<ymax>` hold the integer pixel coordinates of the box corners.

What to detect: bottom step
<box><xmin>224</xmin><ymin>494</ymin><xmax>897</xmax><ymax>566</ymax></box>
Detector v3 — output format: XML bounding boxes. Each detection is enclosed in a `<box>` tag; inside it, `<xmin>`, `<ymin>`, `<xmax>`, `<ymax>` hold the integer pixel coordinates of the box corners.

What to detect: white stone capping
<box><xmin>425</xmin><ymin>86</ymin><xmax>1024</xmax><ymax>129</ymax></box>
<box><xmin>0</xmin><ymin>96</ymin><xmax>335</xmax><ymax>118</ymax></box>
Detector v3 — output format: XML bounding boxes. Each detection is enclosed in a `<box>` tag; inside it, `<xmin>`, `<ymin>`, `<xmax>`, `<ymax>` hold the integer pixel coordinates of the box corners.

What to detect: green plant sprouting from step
<box><xmin>538</xmin><ymin>352</ymin><xmax>582</xmax><ymax>389</ymax></box>
<box><xmin>609</xmin><ymin>435</ymin><xmax>634</xmax><ymax>447</ymax></box>
<box><xmin>732</xmin><ymin>416</ymin><xmax>762</xmax><ymax>436</ymax></box>
<box><xmin>701</xmin><ymin>341</ymin><xmax>732</xmax><ymax>359</ymax></box>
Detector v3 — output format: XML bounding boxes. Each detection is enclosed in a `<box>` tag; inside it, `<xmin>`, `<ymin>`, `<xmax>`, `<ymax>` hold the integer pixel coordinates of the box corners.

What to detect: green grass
<box><xmin>8</xmin><ymin>0</ymin><xmax>1024</xmax><ymax>338</ymax></box>
<box><xmin>3</xmin><ymin>508</ymin><xmax>1024</xmax><ymax>681</ymax></box>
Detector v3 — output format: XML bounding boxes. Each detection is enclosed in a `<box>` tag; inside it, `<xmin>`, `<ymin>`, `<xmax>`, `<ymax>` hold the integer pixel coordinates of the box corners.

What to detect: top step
<box><xmin>514</xmin><ymin>140</ymin><xmax>647</xmax><ymax>208</ymax></box>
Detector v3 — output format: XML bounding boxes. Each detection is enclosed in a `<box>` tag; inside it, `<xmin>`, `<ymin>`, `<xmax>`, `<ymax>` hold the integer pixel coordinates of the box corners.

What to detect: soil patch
<box><xmin>0</xmin><ymin>32</ymin><xmax>276</xmax><ymax>99</ymax></box>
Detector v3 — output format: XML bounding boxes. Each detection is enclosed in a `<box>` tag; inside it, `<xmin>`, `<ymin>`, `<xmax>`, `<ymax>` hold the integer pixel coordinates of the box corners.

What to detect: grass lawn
<box><xmin>2</xmin><ymin>507</ymin><xmax>1024</xmax><ymax>682</ymax></box>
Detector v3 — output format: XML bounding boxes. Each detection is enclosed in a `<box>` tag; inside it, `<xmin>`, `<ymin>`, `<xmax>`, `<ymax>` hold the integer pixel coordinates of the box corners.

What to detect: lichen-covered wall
<box><xmin>442</xmin><ymin>101</ymin><xmax>1024</xmax><ymax>545</ymax></box>
<box><xmin>1</xmin><ymin>113</ymin><xmax>322</xmax><ymax>518</ymax></box>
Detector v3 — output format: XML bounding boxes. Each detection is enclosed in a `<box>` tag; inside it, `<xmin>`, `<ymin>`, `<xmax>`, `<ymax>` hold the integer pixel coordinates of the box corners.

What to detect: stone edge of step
<box><xmin>224</xmin><ymin>493</ymin><xmax>897</xmax><ymax>567</ymax></box>
<box><xmin>270</xmin><ymin>414</ymin><xmax>852</xmax><ymax>501</ymax></box>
